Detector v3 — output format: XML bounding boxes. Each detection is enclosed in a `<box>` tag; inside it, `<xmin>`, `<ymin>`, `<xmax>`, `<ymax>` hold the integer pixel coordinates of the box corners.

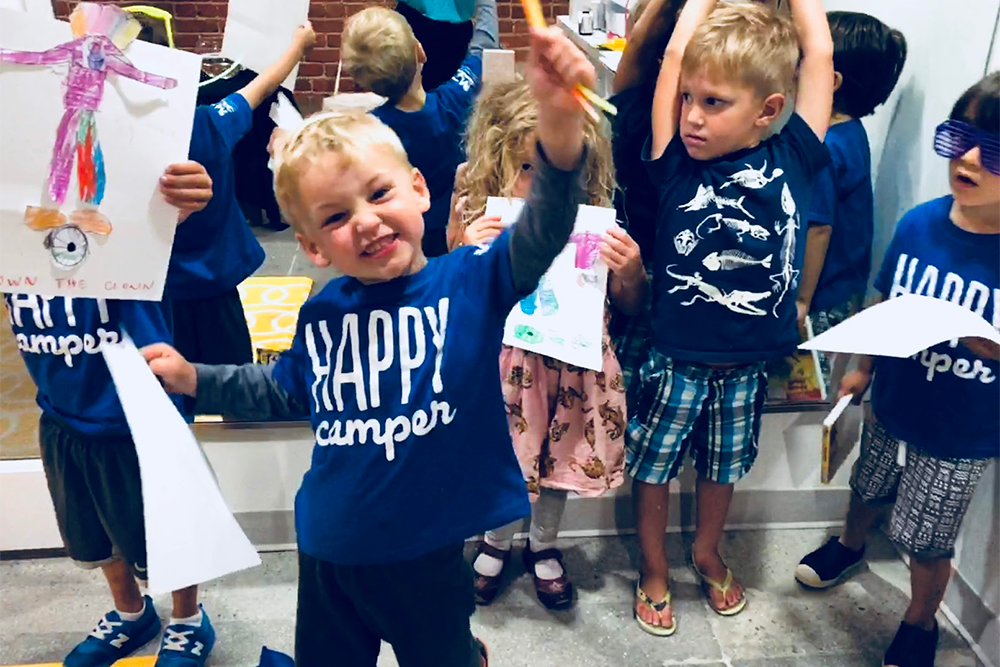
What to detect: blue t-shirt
<box><xmin>4</xmin><ymin>294</ymin><xmax>175</xmax><ymax>436</ymax></box>
<box><xmin>807</xmin><ymin>119</ymin><xmax>873</xmax><ymax>311</ymax></box>
<box><xmin>271</xmin><ymin>230</ymin><xmax>530</xmax><ymax>565</ymax></box>
<box><xmin>644</xmin><ymin>114</ymin><xmax>831</xmax><ymax>363</ymax></box>
<box><xmin>168</xmin><ymin>94</ymin><xmax>265</xmax><ymax>300</ymax></box>
<box><xmin>398</xmin><ymin>0</ymin><xmax>475</xmax><ymax>22</ymax></box>
<box><xmin>870</xmin><ymin>196</ymin><xmax>999</xmax><ymax>460</ymax></box>
<box><xmin>372</xmin><ymin>54</ymin><xmax>481</xmax><ymax>234</ymax></box>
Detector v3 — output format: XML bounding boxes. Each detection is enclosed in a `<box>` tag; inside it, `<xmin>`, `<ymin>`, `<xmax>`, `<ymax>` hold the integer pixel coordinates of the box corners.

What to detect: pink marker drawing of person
<box><xmin>0</xmin><ymin>3</ymin><xmax>177</xmax><ymax>269</ymax></box>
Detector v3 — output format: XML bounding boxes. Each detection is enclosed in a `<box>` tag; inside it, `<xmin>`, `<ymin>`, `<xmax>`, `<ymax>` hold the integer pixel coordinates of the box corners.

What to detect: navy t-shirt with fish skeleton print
<box><xmin>643</xmin><ymin>113</ymin><xmax>830</xmax><ymax>363</ymax></box>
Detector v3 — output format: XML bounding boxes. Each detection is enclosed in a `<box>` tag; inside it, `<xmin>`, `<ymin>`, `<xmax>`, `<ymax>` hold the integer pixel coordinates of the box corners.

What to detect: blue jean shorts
<box><xmin>625</xmin><ymin>351</ymin><xmax>767</xmax><ymax>485</ymax></box>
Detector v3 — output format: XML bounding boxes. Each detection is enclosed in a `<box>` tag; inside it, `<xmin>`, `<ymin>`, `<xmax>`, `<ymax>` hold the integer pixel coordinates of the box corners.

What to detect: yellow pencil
<box><xmin>519</xmin><ymin>0</ymin><xmax>618</xmax><ymax>117</ymax></box>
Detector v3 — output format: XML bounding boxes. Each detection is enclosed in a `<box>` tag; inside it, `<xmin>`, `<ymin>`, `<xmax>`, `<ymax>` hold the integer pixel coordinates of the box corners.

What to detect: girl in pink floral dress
<box><xmin>448</xmin><ymin>81</ymin><xmax>648</xmax><ymax>609</ymax></box>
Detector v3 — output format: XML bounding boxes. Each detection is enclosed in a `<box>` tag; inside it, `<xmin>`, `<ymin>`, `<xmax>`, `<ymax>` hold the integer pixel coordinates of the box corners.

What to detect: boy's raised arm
<box><xmin>508</xmin><ymin>27</ymin><xmax>593</xmax><ymax>292</ymax></box>
<box><xmin>613</xmin><ymin>0</ymin><xmax>681</xmax><ymax>94</ymax></box>
<box><xmin>650</xmin><ymin>0</ymin><xmax>716</xmax><ymax>159</ymax></box>
<box><xmin>467</xmin><ymin>0</ymin><xmax>500</xmax><ymax>57</ymax></box>
<box><xmin>786</xmin><ymin>0</ymin><xmax>834</xmax><ymax>139</ymax></box>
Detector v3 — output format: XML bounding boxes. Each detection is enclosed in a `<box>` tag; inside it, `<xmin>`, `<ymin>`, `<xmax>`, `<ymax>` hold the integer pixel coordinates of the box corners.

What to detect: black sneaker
<box><xmin>883</xmin><ymin>621</ymin><xmax>938</xmax><ymax>667</ymax></box>
<box><xmin>795</xmin><ymin>536</ymin><xmax>864</xmax><ymax>589</ymax></box>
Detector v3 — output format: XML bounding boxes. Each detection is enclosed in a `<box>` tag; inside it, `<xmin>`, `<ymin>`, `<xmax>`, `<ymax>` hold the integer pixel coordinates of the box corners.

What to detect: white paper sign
<box><xmin>222</xmin><ymin>0</ymin><xmax>310</xmax><ymax>90</ymax></box>
<box><xmin>102</xmin><ymin>335</ymin><xmax>261</xmax><ymax>595</ymax></box>
<box><xmin>0</xmin><ymin>9</ymin><xmax>200</xmax><ymax>300</ymax></box>
<box><xmin>490</xmin><ymin>197</ymin><xmax>617</xmax><ymax>370</ymax></box>
<box><xmin>482</xmin><ymin>49</ymin><xmax>516</xmax><ymax>86</ymax></box>
<box><xmin>800</xmin><ymin>293</ymin><xmax>1000</xmax><ymax>358</ymax></box>
<box><xmin>0</xmin><ymin>0</ymin><xmax>53</xmax><ymax>18</ymax></box>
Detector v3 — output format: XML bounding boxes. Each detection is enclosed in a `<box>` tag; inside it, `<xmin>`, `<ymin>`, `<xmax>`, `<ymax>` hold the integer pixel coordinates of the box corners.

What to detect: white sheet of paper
<box><xmin>102</xmin><ymin>336</ymin><xmax>261</xmax><ymax>595</ymax></box>
<box><xmin>222</xmin><ymin>0</ymin><xmax>310</xmax><ymax>90</ymax></box>
<box><xmin>0</xmin><ymin>10</ymin><xmax>200</xmax><ymax>300</ymax></box>
<box><xmin>799</xmin><ymin>294</ymin><xmax>1000</xmax><ymax>358</ymax></box>
<box><xmin>269</xmin><ymin>91</ymin><xmax>303</xmax><ymax>131</ymax></box>
<box><xmin>482</xmin><ymin>49</ymin><xmax>516</xmax><ymax>86</ymax></box>
<box><xmin>490</xmin><ymin>198</ymin><xmax>617</xmax><ymax>370</ymax></box>
<box><xmin>0</xmin><ymin>0</ymin><xmax>53</xmax><ymax>18</ymax></box>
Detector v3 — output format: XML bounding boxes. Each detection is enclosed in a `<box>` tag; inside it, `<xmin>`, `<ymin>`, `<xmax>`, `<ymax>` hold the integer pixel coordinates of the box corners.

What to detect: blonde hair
<box><xmin>453</xmin><ymin>81</ymin><xmax>615</xmax><ymax>249</ymax></box>
<box><xmin>342</xmin><ymin>7</ymin><xmax>419</xmax><ymax>103</ymax></box>
<box><xmin>274</xmin><ymin>111</ymin><xmax>412</xmax><ymax>230</ymax></box>
<box><xmin>682</xmin><ymin>2</ymin><xmax>799</xmax><ymax>99</ymax></box>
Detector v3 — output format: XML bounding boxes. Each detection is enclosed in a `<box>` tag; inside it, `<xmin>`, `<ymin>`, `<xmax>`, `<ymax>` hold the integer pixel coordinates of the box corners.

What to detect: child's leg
<box><xmin>527</xmin><ymin>487</ymin><xmax>568</xmax><ymax>579</ymax></box>
<box><xmin>296</xmin><ymin>552</ymin><xmax>380</xmax><ymax>666</ymax></box>
<box><xmin>476</xmin><ymin>521</ymin><xmax>517</xmax><ymax>576</ymax></box>
<box><xmin>171</xmin><ymin>586</ymin><xmax>199</xmax><ymax>619</ymax></box>
<box><xmin>343</xmin><ymin>543</ymin><xmax>483</xmax><ymax>667</ymax></box>
<box><xmin>625</xmin><ymin>353</ymin><xmax>703</xmax><ymax>628</ymax></box>
<box><xmin>689</xmin><ymin>363</ymin><xmax>768</xmax><ymax>611</ymax></box>
<box><xmin>101</xmin><ymin>558</ymin><xmax>144</xmax><ymax>613</ymax></box>
<box><xmin>886</xmin><ymin>447</ymin><xmax>990</xmax><ymax>632</ymax></box>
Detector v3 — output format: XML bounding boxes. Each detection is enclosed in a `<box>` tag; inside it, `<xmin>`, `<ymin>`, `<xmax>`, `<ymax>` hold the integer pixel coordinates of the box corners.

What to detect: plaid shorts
<box><xmin>851</xmin><ymin>414</ymin><xmax>993</xmax><ymax>559</ymax></box>
<box><xmin>626</xmin><ymin>351</ymin><xmax>767</xmax><ymax>485</ymax></box>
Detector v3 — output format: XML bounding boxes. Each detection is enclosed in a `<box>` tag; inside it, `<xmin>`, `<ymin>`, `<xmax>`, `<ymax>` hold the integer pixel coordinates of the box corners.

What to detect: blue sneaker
<box><xmin>155</xmin><ymin>606</ymin><xmax>216</xmax><ymax>666</ymax></box>
<box><xmin>64</xmin><ymin>595</ymin><xmax>161</xmax><ymax>667</ymax></box>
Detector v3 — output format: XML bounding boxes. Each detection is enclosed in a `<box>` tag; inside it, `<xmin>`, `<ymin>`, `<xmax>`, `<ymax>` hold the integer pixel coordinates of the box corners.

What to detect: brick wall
<box><xmin>51</xmin><ymin>0</ymin><xmax>570</xmax><ymax>112</ymax></box>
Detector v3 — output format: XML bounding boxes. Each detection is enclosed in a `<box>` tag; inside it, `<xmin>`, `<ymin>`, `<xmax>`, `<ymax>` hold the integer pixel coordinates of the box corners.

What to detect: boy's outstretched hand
<box><xmin>294</xmin><ymin>21</ymin><xmax>317</xmax><ymax>53</ymax></box>
<box><xmin>160</xmin><ymin>161</ymin><xmax>213</xmax><ymax>223</ymax></box>
<box><xmin>142</xmin><ymin>343</ymin><xmax>198</xmax><ymax>397</ymax></box>
<box><xmin>526</xmin><ymin>26</ymin><xmax>596</xmax><ymax>171</ymax></box>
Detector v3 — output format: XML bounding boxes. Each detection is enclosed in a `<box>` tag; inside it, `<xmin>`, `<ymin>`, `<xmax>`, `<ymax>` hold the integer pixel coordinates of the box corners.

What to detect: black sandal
<box><xmin>473</xmin><ymin>543</ymin><xmax>510</xmax><ymax>605</ymax></box>
<box><xmin>523</xmin><ymin>539</ymin><xmax>574</xmax><ymax>610</ymax></box>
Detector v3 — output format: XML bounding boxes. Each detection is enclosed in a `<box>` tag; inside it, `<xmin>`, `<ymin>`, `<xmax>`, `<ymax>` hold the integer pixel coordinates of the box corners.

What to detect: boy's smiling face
<box><xmin>679</xmin><ymin>68</ymin><xmax>784</xmax><ymax>161</ymax></box>
<box><xmin>294</xmin><ymin>148</ymin><xmax>430</xmax><ymax>283</ymax></box>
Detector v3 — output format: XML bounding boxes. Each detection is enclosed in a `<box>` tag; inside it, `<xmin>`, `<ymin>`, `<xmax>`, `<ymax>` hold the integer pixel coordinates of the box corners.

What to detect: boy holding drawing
<box><xmin>626</xmin><ymin>0</ymin><xmax>832</xmax><ymax>635</ymax></box>
<box><xmin>166</xmin><ymin>23</ymin><xmax>314</xmax><ymax>366</ymax></box>
<box><xmin>3</xmin><ymin>162</ymin><xmax>216</xmax><ymax>667</ymax></box>
<box><xmin>341</xmin><ymin>0</ymin><xmax>498</xmax><ymax>258</ymax></box>
<box><xmin>143</xmin><ymin>26</ymin><xmax>595</xmax><ymax>666</ymax></box>
<box><xmin>795</xmin><ymin>72</ymin><xmax>999</xmax><ymax>667</ymax></box>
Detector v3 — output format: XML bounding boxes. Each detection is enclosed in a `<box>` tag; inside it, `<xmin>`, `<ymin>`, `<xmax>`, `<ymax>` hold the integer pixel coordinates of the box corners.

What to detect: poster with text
<box><xmin>490</xmin><ymin>198</ymin><xmax>617</xmax><ymax>371</ymax></box>
<box><xmin>0</xmin><ymin>7</ymin><xmax>200</xmax><ymax>300</ymax></box>
<box><xmin>222</xmin><ymin>0</ymin><xmax>310</xmax><ymax>90</ymax></box>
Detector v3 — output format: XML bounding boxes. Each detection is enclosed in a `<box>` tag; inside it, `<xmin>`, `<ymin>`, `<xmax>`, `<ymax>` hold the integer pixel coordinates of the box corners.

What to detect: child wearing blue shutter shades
<box><xmin>796</xmin><ymin>72</ymin><xmax>1000</xmax><ymax>667</ymax></box>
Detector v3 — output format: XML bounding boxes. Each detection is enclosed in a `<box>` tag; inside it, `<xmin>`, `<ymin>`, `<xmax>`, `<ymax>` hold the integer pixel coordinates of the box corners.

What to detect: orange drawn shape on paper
<box><xmin>24</xmin><ymin>206</ymin><xmax>68</xmax><ymax>230</ymax></box>
<box><xmin>69</xmin><ymin>209</ymin><xmax>112</xmax><ymax>234</ymax></box>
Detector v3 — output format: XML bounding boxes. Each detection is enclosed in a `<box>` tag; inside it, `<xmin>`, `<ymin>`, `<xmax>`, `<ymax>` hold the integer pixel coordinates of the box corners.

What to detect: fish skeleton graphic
<box><xmin>702</xmin><ymin>250</ymin><xmax>773</xmax><ymax>271</ymax></box>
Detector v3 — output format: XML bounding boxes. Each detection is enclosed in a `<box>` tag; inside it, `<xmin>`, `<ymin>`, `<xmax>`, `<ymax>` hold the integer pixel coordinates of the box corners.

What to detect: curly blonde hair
<box><xmin>450</xmin><ymin>80</ymin><xmax>615</xmax><ymax>250</ymax></box>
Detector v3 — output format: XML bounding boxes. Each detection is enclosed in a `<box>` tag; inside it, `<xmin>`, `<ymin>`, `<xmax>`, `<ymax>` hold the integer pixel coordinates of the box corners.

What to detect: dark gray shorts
<box><xmin>850</xmin><ymin>413</ymin><xmax>992</xmax><ymax>559</ymax></box>
<box><xmin>39</xmin><ymin>413</ymin><xmax>148</xmax><ymax>578</ymax></box>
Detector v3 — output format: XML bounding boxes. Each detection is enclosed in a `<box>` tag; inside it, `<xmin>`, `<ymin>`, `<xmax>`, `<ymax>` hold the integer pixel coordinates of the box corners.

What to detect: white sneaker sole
<box><xmin>794</xmin><ymin>560</ymin><xmax>862</xmax><ymax>589</ymax></box>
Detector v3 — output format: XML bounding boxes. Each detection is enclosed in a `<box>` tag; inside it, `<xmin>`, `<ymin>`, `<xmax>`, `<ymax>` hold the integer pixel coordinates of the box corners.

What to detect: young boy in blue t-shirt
<box><xmin>795</xmin><ymin>11</ymin><xmax>907</xmax><ymax>382</ymax></box>
<box><xmin>796</xmin><ymin>72</ymin><xmax>999</xmax><ymax>667</ymax></box>
<box><xmin>341</xmin><ymin>0</ymin><xmax>498</xmax><ymax>258</ymax></box>
<box><xmin>167</xmin><ymin>24</ymin><xmax>314</xmax><ymax>366</ymax></box>
<box><xmin>143</xmin><ymin>26</ymin><xmax>595</xmax><ymax>666</ymax></box>
<box><xmin>3</xmin><ymin>163</ymin><xmax>216</xmax><ymax>667</ymax></box>
<box><xmin>627</xmin><ymin>0</ymin><xmax>833</xmax><ymax>636</ymax></box>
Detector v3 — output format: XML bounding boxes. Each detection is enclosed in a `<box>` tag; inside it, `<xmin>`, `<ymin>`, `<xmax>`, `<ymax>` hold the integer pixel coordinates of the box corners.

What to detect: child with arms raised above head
<box><xmin>628</xmin><ymin>0</ymin><xmax>833</xmax><ymax>635</ymax></box>
<box><xmin>144</xmin><ymin>26</ymin><xmax>597</xmax><ymax>667</ymax></box>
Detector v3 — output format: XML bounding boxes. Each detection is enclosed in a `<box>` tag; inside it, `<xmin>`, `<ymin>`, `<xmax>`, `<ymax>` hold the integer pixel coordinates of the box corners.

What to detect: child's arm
<box><xmin>603</xmin><ymin>228</ymin><xmax>648</xmax><ymax>316</ymax></box>
<box><xmin>508</xmin><ymin>27</ymin><xmax>595</xmax><ymax>292</ymax></box>
<box><xmin>236</xmin><ymin>22</ymin><xmax>316</xmax><ymax>110</ymax></box>
<box><xmin>795</xmin><ymin>224</ymin><xmax>831</xmax><ymax>327</ymax></box>
<box><xmin>786</xmin><ymin>0</ymin><xmax>834</xmax><ymax>139</ymax></box>
<box><xmin>613</xmin><ymin>0</ymin><xmax>681</xmax><ymax>94</ymax></box>
<box><xmin>467</xmin><ymin>0</ymin><xmax>500</xmax><ymax>57</ymax></box>
<box><xmin>143</xmin><ymin>344</ymin><xmax>309</xmax><ymax>420</ymax></box>
<box><xmin>839</xmin><ymin>294</ymin><xmax>884</xmax><ymax>403</ymax></box>
<box><xmin>650</xmin><ymin>0</ymin><xmax>716</xmax><ymax>159</ymax></box>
